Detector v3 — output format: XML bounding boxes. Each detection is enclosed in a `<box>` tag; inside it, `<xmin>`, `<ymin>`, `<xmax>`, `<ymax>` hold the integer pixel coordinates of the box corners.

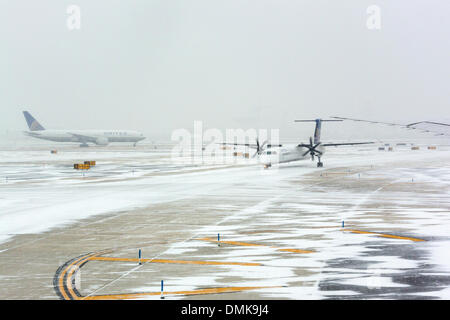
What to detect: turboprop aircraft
<box><xmin>220</xmin><ymin>119</ymin><xmax>374</xmax><ymax>168</ymax></box>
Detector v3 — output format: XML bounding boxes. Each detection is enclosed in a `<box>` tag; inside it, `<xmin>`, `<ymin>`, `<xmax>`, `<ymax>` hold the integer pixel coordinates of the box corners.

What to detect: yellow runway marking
<box><xmin>56</xmin><ymin>250</ymin><xmax>112</xmax><ymax>300</ymax></box>
<box><xmin>195</xmin><ymin>237</ymin><xmax>314</xmax><ymax>254</ymax></box>
<box><xmin>58</xmin><ymin>258</ymin><xmax>78</xmax><ymax>300</ymax></box>
<box><xmin>58</xmin><ymin>253</ymin><xmax>95</xmax><ymax>300</ymax></box>
<box><xmin>66</xmin><ymin>255</ymin><xmax>92</xmax><ymax>299</ymax></box>
<box><xmin>344</xmin><ymin>229</ymin><xmax>425</xmax><ymax>242</ymax></box>
<box><xmin>56</xmin><ymin>252</ymin><xmax>264</xmax><ymax>300</ymax></box>
<box><xmin>83</xmin><ymin>286</ymin><xmax>281</xmax><ymax>300</ymax></box>
<box><xmin>277</xmin><ymin>248</ymin><xmax>314</xmax><ymax>254</ymax></box>
<box><xmin>196</xmin><ymin>238</ymin><xmax>265</xmax><ymax>247</ymax></box>
<box><xmin>88</xmin><ymin>256</ymin><xmax>261</xmax><ymax>266</ymax></box>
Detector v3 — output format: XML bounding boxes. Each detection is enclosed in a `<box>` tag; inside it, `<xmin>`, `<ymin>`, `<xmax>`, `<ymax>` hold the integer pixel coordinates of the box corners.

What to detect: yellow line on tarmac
<box><xmin>196</xmin><ymin>237</ymin><xmax>265</xmax><ymax>247</ymax></box>
<box><xmin>58</xmin><ymin>254</ymin><xmax>93</xmax><ymax>300</ymax></box>
<box><xmin>57</xmin><ymin>250</ymin><xmax>111</xmax><ymax>300</ymax></box>
<box><xmin>88</xmin><ymin>256</ymin><xmax>261</xmax><ymax>266</ymax></box>
<box><xmin>277</xmin><ymin>248</ymin><xmax>314</xmax><ymax>254</ymax></box>
<box><xmin>83</xmin><ymin>286</ymin><xmax>281</xmax><ymax>300</ymax></box>
<box><xmin>345</xmin><ymin>229</ymin><xmax>425</xmax><ymax>242</ymax></box>
<box><xmin>195</xmin><ymin>237</ymin><xmax>314</xmax><ymax>254</ymax></box>
<box><xmin>66</xmin><ymin>254</ymin><xmax>94</xmax><ymax>299</ymax></box>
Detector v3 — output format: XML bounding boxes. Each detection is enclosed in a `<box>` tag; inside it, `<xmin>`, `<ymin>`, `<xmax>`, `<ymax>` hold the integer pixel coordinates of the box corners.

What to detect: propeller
<box><xmin>253</xmin><ymin>138</ymin><xmax>268</xmax><ymax>158</ymax></box>
<box><xmin>300</xmin><ymin>137</ymin><xmax>322</xmax><ymax>161</ymax></box>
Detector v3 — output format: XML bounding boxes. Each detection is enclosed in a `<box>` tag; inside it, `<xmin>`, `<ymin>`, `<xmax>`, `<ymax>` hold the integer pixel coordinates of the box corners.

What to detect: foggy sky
<box><xmin>1</xmin><ymin>0</ymin><xmax>449</xmax><ymax>141</ymax></box>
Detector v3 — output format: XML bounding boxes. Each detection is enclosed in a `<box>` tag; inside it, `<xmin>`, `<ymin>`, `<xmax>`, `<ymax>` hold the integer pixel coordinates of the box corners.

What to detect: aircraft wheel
<box><xmin>317</xmin><ymin>162</ymin><xmax>323</xmax><ymax>167</ymax></box>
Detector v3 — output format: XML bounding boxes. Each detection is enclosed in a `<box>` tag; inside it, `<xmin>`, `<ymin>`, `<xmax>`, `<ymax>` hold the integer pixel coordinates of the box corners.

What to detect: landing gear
<box><xmin>317</xmin><ymin>157</ymin><xmax>323</xmax><ymax>167</ymax></box>
<box><xmin>264</xmin><ymin>163</ymin><xmax>272</xmax><ymax>169</ymax></box>
<box><xmin>303</xmin><ymin>136</ymin><xmax>324</xmax><ymax>168</ymax></box>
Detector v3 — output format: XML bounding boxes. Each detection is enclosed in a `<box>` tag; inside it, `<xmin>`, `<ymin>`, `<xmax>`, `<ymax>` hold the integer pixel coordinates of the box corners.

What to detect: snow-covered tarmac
<box><xmin>0</xmin><ymin>144</ymin><xmax>449</xmax><ymax>299</ymax></box>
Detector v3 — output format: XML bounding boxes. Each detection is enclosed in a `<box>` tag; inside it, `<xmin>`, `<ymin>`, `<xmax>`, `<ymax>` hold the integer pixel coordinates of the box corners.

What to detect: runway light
<box><xmin>218</xmin><ymin>233</ymin><xmax>221</xmax><ymax>247</ymax></box>
<box><xmin>161</xmin><ymin>280</ymin><xmax>164</xmax><ymax>299</ymax></box>
<box><xmin>138</xmin><ymin>249</ymin><xmax>142</xmax><ymax>265</ymax></box>
<box><xmin>342</xmin><ymin>221</ymin><xmax>345</xmax><ymax>228</ymax></box>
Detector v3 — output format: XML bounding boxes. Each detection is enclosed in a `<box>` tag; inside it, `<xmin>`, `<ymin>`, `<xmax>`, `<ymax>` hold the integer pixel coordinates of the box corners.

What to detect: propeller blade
<box><xmin>260</xmin><ymin>140</ymin><xmax>268</xmax><ymax>150</ymax></box>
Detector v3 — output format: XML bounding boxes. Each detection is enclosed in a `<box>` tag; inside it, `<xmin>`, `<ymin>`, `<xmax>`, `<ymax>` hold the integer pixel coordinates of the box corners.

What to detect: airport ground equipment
<box><xmin>74</xmin><ymin>163</ymin><xmax>90</xmax><ymax>170</ymax></box>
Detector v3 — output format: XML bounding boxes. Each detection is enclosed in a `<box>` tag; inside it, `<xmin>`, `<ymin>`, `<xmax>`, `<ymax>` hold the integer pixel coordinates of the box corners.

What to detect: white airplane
<box><xmin>221</xmin><ymin>119</ymin><xmax>373</xmax><ymax>168</ymax></box>
<box><xmin>23</xmin><ymin>111</ymin><xmax>146</xmax><ymax>147</ymax></box>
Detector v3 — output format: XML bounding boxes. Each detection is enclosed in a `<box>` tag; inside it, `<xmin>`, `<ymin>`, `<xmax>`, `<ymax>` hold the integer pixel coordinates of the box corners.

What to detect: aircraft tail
<box><xmin>294</xmin><ymin>119</ymin><xmax>342</xmax><ymax>144</ymax></box>
<box><xmin>23</xmin><ymin>111</ymin><xmax>45</xmax><ymax>131</ymax></box>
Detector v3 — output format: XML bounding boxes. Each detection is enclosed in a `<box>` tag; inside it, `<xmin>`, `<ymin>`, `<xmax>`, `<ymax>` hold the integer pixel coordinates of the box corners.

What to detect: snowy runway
<box><xmin>0</xmin><ymin>145</ymin><xmax>449</xmax><ymax>299</ymax></box>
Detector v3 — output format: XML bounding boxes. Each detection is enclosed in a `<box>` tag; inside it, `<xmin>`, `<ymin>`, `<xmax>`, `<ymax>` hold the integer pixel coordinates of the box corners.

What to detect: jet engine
<box><xmin>95</xmin><ymin>137</ymin><xmax>109</xmax><ymax>146</ymax></box>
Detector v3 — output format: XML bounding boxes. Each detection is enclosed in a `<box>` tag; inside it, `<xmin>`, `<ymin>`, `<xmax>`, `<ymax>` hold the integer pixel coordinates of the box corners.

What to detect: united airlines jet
<box><xmin>23</xmin><ymin>111</ymin><xmax>146</xmax><ymax>147</ymax></box>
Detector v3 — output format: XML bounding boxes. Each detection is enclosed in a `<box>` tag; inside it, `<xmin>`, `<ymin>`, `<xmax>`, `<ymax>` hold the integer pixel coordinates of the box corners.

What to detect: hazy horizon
<box><xmin>1</xmin><ymin>1</ymin><xmax>449</xmax><ymax>141</ymax></box>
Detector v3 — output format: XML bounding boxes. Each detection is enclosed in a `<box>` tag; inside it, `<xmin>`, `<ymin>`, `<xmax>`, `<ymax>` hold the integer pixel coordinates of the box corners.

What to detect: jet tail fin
<box><xmin>23</xmin><ymin>111</ymin><xmax>45</xmax><ymax>131</ymax></box>
<box><xmin>294</xmin><ymin>119</ymin><xmax>342</xmax><ymax>144</ymax></box>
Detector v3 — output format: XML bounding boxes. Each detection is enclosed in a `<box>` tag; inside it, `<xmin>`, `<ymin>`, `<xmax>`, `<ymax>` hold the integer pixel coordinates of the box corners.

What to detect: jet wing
<box><xmin>218</xmin><ymin>142</ymin><xmax>258</xmax><ymax>149</ymax></box>
<box><xmin>297</xmin><ymin>140</ymin><xmax>373</xmax><ymax>147</ymax></box>
<box><xmin>321</xmin><ymin>142</ymin><xmax>374</xmax><ymax>147</ymax></box>
<box><xmin>68</xmin><ymin>132</ymin><xmax>98</xmax><ymax>143</ymax></box>
<box><xmin>405</xmin><ymin>121</ymin><xmax>450</xmax><ymax>136</ymax></box>
<box><xmin>331</xmin><ymin>116</ymin><xmax>403</xmax><ymax>127</ymax></box>
<box><xmin>217</xmin><ymin>142</ymin><xmax>283</xmax><ymax>149</ymax></box>
<box><xmin>331</xmin><ymin>117</ymin><xmax>450</xmax><ymax>136</ymax></box>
